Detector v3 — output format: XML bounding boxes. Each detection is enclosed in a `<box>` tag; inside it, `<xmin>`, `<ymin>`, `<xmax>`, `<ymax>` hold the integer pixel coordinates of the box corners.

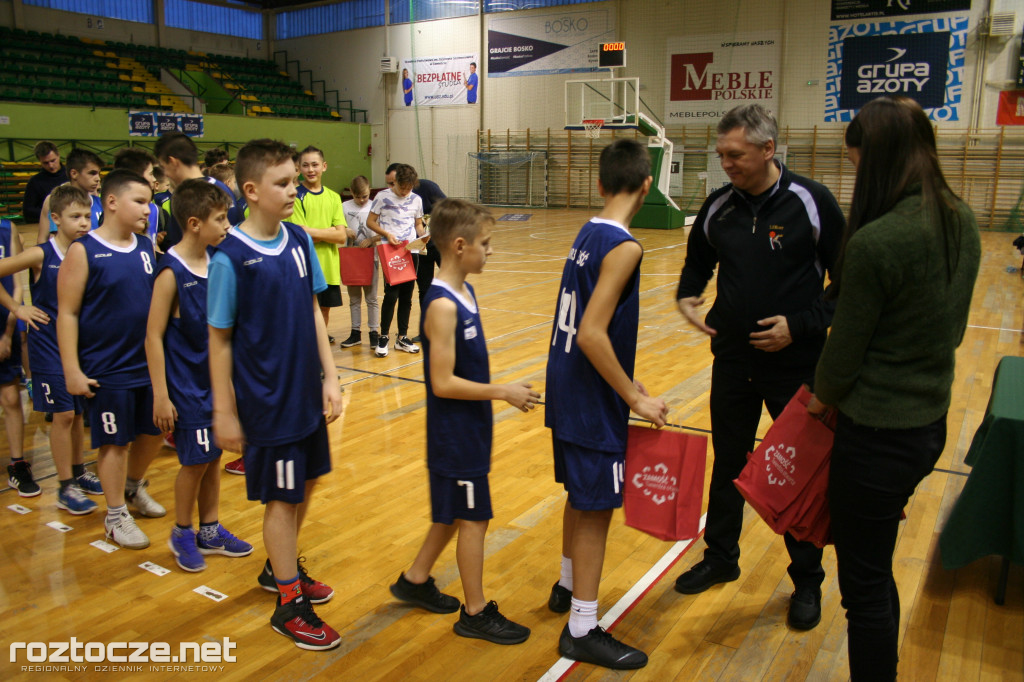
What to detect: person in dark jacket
<box><xmin>673</xmin><ymin>104</ymin><xmax>844</xmax><ymax>631</ymax></box>
<box><xmin>22</xmin><ymin>141</ymin><xmax>68</xmax><ymax>225</ymax></box>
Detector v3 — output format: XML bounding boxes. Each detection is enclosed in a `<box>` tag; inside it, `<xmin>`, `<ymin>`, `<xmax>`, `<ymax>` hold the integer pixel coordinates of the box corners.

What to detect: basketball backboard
<box><xmin>564</xmin><ymin>78</ymin><xmax>640</xmax><ymax>130</ymax></box>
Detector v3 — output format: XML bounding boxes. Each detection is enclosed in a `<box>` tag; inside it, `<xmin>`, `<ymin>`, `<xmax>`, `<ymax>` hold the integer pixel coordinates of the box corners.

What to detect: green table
<box><xmin>940</xmin><ymin>355</ymin><xmax>1024</xmax><ymax>604</ymax></box>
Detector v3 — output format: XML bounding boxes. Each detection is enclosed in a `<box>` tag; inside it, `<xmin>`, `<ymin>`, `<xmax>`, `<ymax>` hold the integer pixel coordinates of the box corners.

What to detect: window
<box><xmin>390</xmin><ymin>0</ymin><xmax>479</xmax><ymax>24</ymax></box>
<box><xmin>277</xmin><ymin>0</ymin><xmax>385</xmax><ymax>39</ymax></box>
<box><xmin>164</xmin><ymin>0</ymin><xmax>262</xmax><ymax>40</ymax></box>
<box><xmin>23</xmin><ymin>0</ymin><xmax>153</xmax><ymax>23</ymax></box>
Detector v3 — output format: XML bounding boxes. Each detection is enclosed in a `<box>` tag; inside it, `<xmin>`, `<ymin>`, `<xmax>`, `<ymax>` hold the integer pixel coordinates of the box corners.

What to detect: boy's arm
<box><xmin>368</xmin><ymin>211</ymin><xmax>400</xmax><ymax>246</ymax></box>
<box><xmin>56</xmin><ymin>242</ymin><xmax>98</xmax><ymax>397</ymax></box>
<box><xmin>209</xmin><ymin>325</ymin><xmax>243</xmax><ymax>452</ymax></box>
<box><xmin>311</xmin><ymin>294</ymin><xmax>343</xmax><ymax>423</ymax></box>
<box><xmin>577</xmin><ymin>241</ymin><xmax>668</xmax><ymax>426</ymax></box>
<box><xmin>425</xmin><ymin>296</ymin><xmax>539</xmax><ymax>410</ymax></box>
<box><xmin>303</xmin><ymin>225</ymin><xmax>348</xmax><ymax>244</ymax></box>
<box><xmin>36</xmin><ymin>195</ymin><xmax>52</xmax><ymax>246</ymax></box>
<box><xmin>0</xmin><ymin>246</ymin><xmax>48</xmax><ymax>330</ymax></box>
<box><xmin>145</xmin><ymin>269</ymin><xmax>179</xmax><ymax>433</ymax></box>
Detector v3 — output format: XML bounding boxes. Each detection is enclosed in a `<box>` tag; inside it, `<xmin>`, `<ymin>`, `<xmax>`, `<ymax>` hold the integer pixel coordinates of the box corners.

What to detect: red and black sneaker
<box><xmin>224</xmin><ymin>457</ymin><xmax>245</xmax><ymax>475</ymax></box>
<box><xmin>270</xmin><ymin>595</ymin><xmax>340</xmax><ymax>651</ymax></box>
<box><xmin>257</xmin><ymin>557</ymin><xmax>335</xmax><ymax>604</ymax></box>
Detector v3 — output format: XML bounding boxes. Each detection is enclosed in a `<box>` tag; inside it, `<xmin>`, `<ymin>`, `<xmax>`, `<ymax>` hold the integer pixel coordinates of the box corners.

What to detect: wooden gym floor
<box><xmin>1</xmin><ymin>209</ymin><xmax>1021</xmax><ymax>681</ymax></box>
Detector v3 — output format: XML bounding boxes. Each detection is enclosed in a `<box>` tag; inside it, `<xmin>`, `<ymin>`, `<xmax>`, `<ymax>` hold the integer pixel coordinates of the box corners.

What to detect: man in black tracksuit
<box><xmin>674</xmin><ymin>104</ymin><xmax>843</xmax><ymax>631</ymax></box>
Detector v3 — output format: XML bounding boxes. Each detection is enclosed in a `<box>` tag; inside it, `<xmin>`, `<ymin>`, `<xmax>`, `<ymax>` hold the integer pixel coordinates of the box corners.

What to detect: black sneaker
<box><xmin>558</xmin><ymin>624</ymin><xmax>647</xmax><ymax>670</ymax></box>
<box><xmin>394</xmin><ymin>336</ymin><xmax>420</xmax><ymax>354</ymax></box>
<box><xmin>389</xmin><ymin>573</ymin><xmax>460</xmax><ymax>613</ymax></box>
<box><xmin>257</xmin><ymin>558</ymin><xmax>335</xmax><ymax>604</ymax></box>
<box><xmin>549</xmin><ymin>582</ymin><xmax>572</xmax><ymax>613</ymax></box>
<box><xmin>673</xmin><ymin>560</ymin><xmax>741</xmax><ymax>594</ymax></box>
<box><xmin>328</xmin><ymin>335</ymin><xmax>336</xmax><ymax>345</ymax></box>
<box><xmin>339</xmin><ymin>330</ymin><xmax>361</xmax><ymax>348</ymax></box>
<box><xmin>375</xmin><ymin>334</ymin><xmax>389</xmax><ymax>358</ymax></box>
<box><xmin>369</xmin><ymin>331</ymin><xmax>379</xmax><ymax>347</ymax></box>
<box><xmin>453</xmin><ymin>601</ymin><xmax>529</xmax><ymax>645</ymax></box>
<box><xmin>7</xmin><ymin>460</ymin><xmax>41</xmax><ymax>497</ymax></box>
<box><xmin>787</xmin><ymin>586</ymin><xmax>822</xmax><ymax>630</ymax></box>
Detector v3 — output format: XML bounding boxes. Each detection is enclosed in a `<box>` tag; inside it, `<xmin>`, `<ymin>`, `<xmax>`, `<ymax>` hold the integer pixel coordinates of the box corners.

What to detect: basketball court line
<box><xmin>537</xmin><ymin>514</ymin><xmax>707</xmax><ymax>682</ymax></box>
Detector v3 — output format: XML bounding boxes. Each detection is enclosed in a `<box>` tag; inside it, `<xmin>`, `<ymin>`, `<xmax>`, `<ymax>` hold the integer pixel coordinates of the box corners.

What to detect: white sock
<box><xmin>106</xmin><ymin>504</ymin><xmax>127</xmax><ymax>523</ymax></box>
<box><xmin>558</xmin><ymin>555</ymin><xmax>573</xmax><ymax>591</ymax></box>
<box><xmin>568</xmin><ymin>597</ymin><xmax>598</xmax><ymax>638</ymax></box>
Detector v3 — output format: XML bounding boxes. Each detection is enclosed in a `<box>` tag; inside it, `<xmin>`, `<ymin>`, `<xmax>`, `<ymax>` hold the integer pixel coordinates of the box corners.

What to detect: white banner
<box><xmin>401</xmin><ymin>53</ymin><xmax>479</xmax><ymax>107</ymax></box>
<box><xmin>665</xmin><ymin>33</ymin><xmax>781</xmax><ymax>124</ymax></box>
<box><xmin>487</xmin><ymin>9</ymin><xmax>613</xmax><ymax>78</ymax></box>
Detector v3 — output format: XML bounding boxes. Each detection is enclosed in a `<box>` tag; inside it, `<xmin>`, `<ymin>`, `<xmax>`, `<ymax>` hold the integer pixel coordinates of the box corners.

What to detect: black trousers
<box><xmin>829</xmin><ymin>411</ymin><xmax>946</xmax><ymax>682</ymax></box>
<box><xmin>704</xmin><ymin>358</ymin><xmax>825</xmax><ymax>590</ymax></box>
<box><xmin>380</xmin><ymin>253</ymin><xmax>418</xmax><ymax>337</ymax></box>
<box><xmin>416</xmin><ymin>242</ymin><xmax>438</xmax><ymax>310</ymax></box>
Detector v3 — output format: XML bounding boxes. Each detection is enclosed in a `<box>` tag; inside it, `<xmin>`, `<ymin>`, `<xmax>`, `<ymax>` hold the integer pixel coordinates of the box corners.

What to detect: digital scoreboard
<box><xmin>599</xmin><ymin>42</ymin><xmax>626</xmax><ymax>69</ymax></box>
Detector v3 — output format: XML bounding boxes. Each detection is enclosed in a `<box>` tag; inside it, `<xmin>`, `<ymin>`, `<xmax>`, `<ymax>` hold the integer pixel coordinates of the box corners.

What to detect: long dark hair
<box><xmin>831</xmin><ymin>96</ymin><xmax>964</xmax><ymax>296</ymax></box>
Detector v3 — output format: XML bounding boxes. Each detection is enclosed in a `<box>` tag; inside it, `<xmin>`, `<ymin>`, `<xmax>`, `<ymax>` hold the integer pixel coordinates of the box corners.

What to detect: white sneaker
<box><xmin>395</xmin><ymin>336</ymin><xmax>420</xmax><ymax>354</ymax></box>
<box><xmin>105</xmin><ymin>510</ymin><xmax>150</xmax><ymax>549</ymax></box>
<box><xmin>126</xmin><ymin>480</ymin><xmax>166</xmax><ymax>518</ymax></box>
<box><xmin>375</xmin><ymin>335</ymin><xmax>390</xmax><ymax>358</ymax></box>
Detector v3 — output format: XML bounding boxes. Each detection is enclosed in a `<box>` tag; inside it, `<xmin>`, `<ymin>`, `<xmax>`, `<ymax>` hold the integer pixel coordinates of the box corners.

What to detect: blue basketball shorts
<box><xmin>32</xmin><ymin>372</ymin><xmax>84</xmax><ymax>414</ymax></box>
<box><xmin>243</xmin><ymin>419</ymin><xmax>331</xmax><ymax>504</ymax></box>
<box><xmin>0</xmin><ymin>333</ymin><xmax>21</xmax><ymax>384</ymax></box>
<box><xmin>174</xmin><ymin>424</ymin><xmax>222</xmax><ymax>467</ymax></box>
<box><xmin>429</xmin><ymin>471</ymin><xmax>493</xmax><ymax>525</ymax></box>
<box><xmin>87</xmin><ymin>385</ymin><xmax>161</xmax><ymax>449</ymax></box>
<box><xmin>552</xmin><ymin>437</ymin><xmax>626</xmax><ymax>511</ymax></box>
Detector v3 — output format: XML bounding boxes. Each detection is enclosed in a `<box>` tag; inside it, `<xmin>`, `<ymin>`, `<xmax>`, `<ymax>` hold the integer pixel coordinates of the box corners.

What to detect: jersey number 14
<box><xmin>551</xmin><ymin>288</ymin><xmax>577</xmax><ymax>354</ymax></box>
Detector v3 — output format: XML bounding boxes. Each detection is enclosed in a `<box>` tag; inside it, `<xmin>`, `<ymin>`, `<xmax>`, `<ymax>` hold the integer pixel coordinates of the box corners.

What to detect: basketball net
<box><xmin>582</xmin><ymin>119</ymin><xmax>604</xmax><ymax>139</ymax></box>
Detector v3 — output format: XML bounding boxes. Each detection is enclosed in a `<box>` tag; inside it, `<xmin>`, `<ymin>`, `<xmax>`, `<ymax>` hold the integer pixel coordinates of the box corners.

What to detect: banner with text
<box><xmin>826</xmin><ymin>16</ymin><xmax>966</xmax><ymax>122</ymax></box>
<box><xmin>665</xmin><ymin>33</ymin><xmax>781</xmax><ymax>124</ymax></box>
<box><xmin>996</xmin><ymin>90</ymin><xmax>1024</xmax><ymax>125</ymax></box>
<box><xmin>487</xmin><ymin>9</ymin><xmax>613</xmax><ymax>77</ymax></box>
<box><xmin>402</xmin><ymin>53</ymin><xmax>478</xmax><ymax>107</ymax></box>
<box><xmin>129</xmin><ymin>112</ymin><xmax>203</xmax><ymax>137</ymax></box>
<box><xmin>831</xmin><ymin>0</ymin><xmax>970</xmax><ymax>21</ymax></box>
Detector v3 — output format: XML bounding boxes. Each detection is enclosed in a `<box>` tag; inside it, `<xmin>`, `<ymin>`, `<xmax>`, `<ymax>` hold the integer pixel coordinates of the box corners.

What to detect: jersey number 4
<box><xmin>551</xmin><ymin>288</ymin><xmax>578</xmax><ymax>354</ymax></box>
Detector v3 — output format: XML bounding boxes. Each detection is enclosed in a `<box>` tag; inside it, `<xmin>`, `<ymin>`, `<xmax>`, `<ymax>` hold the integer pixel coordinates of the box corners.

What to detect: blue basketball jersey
<box><xmin>0</xmin><ymin>220</ymin><xmax>14</xmax><ymax>331</ymax></box>
<box><xmin>421</xmin><ymin>280</ymin><xmax>492</xmax><ymax>477</ymax></box>
<box><xmin>77</xmin><ymin>232</ymin><xmax>156</xmax><ymax>388</ymax></box>
<box><xmin>213</xmin><ymin>222</ymin><xmax>322</xmax><ymax>446</ymax></box>
<box><xmin>158</xmin><ymin>247</ymin><xmax>211</xmax><ymax>428</ymax></box>
<box><xmin>545</xmin><ymin>218</ymin><xmax>641</xmax><ymax>452</ymax></box>
<box><xmin>26</xmin><ymin>238</ymin><xmax>65</xmax><ymax>374</ymax></box>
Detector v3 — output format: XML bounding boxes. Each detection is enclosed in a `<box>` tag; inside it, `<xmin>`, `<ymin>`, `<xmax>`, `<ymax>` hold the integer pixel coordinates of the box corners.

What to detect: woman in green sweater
<box><xmin>809</xmin><ymin>96</ymin><xmax>981</xmax><ymax>681</ymax></box>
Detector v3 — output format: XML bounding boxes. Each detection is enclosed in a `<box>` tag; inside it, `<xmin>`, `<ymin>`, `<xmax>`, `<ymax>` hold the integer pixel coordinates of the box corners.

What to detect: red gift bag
<box><xmin>339</xmin><ymin>246</ymin><xmax>374</xmax><ymax>286</ymax></box>
<box><xmin>733</xmin><ymin>385</ymin><xmax>835</xmax><ymax>548</ymax></box>
<box><xmin>624</xmin><ymin>426</ymin><xmax>708</xmax><ymax>541</ymax></box>
<box><xmin>376</xmin><ymin>242</ymin><xmax>416</xmax><ymax>285</ymax></box>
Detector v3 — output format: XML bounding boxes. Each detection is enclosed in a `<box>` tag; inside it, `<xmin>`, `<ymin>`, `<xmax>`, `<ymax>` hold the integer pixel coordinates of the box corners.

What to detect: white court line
<box><xmin>537</xmin><ymin>514</ymin><xmax>707</xmax><ymax>682</ymax></box>
<box><xmin>967</xmin><ymin>324</ymin><xmax>1024</xmax><ymax>333</ymax></box>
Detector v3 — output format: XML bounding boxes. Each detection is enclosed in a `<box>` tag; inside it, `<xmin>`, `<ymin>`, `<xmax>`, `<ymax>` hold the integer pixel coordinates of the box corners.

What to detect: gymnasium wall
<box><xmin>0</xmin><ymin>102</ymin><xmax>372</xmax><ymax>195</ymax></box>
<box><xmin>275</xmin><ymin>0</ymin><xmax>1024</xmax><ymax>192</ymax></box>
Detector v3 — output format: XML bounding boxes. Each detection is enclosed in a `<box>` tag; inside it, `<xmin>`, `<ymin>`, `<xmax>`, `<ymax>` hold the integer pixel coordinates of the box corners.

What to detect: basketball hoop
<box><xmin>582</xmin><ymin>119</ymin><xmax>604</xmax><ymax>139</ymax></box>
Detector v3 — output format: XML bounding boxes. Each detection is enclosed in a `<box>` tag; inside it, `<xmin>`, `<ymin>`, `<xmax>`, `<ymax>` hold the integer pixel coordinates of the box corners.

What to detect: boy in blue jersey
<box><xmin>0</xmin><ymin>186</ymin><xmax>100</xmax><ymax>510</ymax></box>
<box><xmin>208</xmin><ymin>139</ymin><xmax>343</xmax><ymax>651</ymax></box>
<box><xmin>112</xmin><ymin>147</ymin><xmax>164</xmax><ymax>249</ymax></box>
<box><xmin>58</xmin><ymin>170</ymin><xmax>167</xmax><ymax>550</ymax></box>
<box><xmin>0</xmin><ymin>217</ymin><xmax>33</xmax><ymax>497</ymax></box>
<box><xmin>36</xmin><ymin>148</ymin><xmax>103</xmax><ymax>246</ymax></box>
<box><xmin>545</xmin><ymin>139</ymin><xmax>668</xmax><ymax>670</ymax></box>
<box><xmin>155</xmin><ymin>132</ymin><xmax>242</xmax><ymax>250</ymax></box>
<box><xmin>146</xmin><ymin>179</ymin><xmax>252</xmax><ymax>572</ymax></box>
<box><xmin>466</xmin><ymin>62</ymin><xmax>478</xmax><ymax>104</ymax></box>
<box><xmin>389</xmin><ymin>198</ymin><xmax>538</xmax><ymax>644</ymax></box>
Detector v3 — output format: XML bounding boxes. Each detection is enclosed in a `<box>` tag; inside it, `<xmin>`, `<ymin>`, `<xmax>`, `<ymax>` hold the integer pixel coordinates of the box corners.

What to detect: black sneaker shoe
<box><xmin>787</xmin><ymin>586</ymin><xmax>822</xmax><ymax>630</ymax></box>
<box><xmin>549</xmin><ymin>582</ymin><xmax>572</xmax><ymax>613</ymax></box>
<box><xmin>394</xmin><ymin>336</ymin><xmax>420</xmax><ymax>354</ymax></box>
<box><xmin>257</xmin><ymin>558</ymin><xmax>335</xmax><ymax>604</ymax></box>
<box><xmin>673</xmin><ymin>560</ymin><xmax>741</xmax><ymax>594</ymax></box>
<box><xmin>7</xmin><ymin>460</ymin><xmax>41</xmax><ymax>497</ymax></box>
<box><xmin>369</xmin><ymin>331</ymin><xmax>379</xmax><ymax>347</ymax></box>
<box><xmin>328</xmin><ymin>335</ymin><xmax>336</xmax><ymax>345</ymax></box>
<box><xmin>558</xmin><ymin>624</ymin><xmax>647</xmax><ymax>670</ymax></box>
<box><xmin>270</xmin><ymin>595</ymin><xmax>340</xmax><ymax>651</ymax></box>
<box><xmin>375</xmin><ymin>335</ymin><xmax>389</xmax><ymax>358</ymax></box>
<box><xmin>453</xmin><ymin>601</ymin><xmax>530</xmax><ymax>645</ymax></box>
<box><xmin>389</xmin><ymin>573</ymin><xmax>460</xmax><ymax>613</ymax></box>
<box><xmin>339</xmin><ymin>330</ymin><xmax>361</xmax><ymax>348</ymax></box>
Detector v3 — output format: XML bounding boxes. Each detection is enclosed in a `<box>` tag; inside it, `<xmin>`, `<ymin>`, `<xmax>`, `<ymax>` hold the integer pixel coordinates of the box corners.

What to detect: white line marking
<box><xmin>966</xmin><ymin>324</ymin><xmax>1024</xmax><ymax>333</ymax></box>
<box><xmin>537</xmin><ymin>514</ymin><xmax>707</xmax><ymax>682</ymax></box>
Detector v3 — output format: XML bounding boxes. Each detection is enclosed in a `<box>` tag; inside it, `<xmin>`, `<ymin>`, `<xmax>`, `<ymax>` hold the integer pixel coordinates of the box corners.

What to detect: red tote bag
<box><xmin>623</xmin><ymin>425</ymin><xmax>708</xmax><ymax>541</ymax></box>
<box><xmin>376</xmin><ymin>242</ymin><xmax>417</xmax><ymax>285</ymax></box>
<box><xmin>733</xmin><ymin>385</ymin><xmax>835</xmax><ymax>547</ymax></box>
<box><xmin>339</xmin><ymin>246</ymin><xmax>375</xmax><ymax>286</ymax></box>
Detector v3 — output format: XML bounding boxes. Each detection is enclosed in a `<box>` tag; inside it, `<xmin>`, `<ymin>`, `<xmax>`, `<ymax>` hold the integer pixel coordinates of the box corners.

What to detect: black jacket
<box><xmin>676</xmin><ymin>161</ymin><xmax>844</xmax><ymax>371</ymax></box>
<box><xmin>22</xmin><ymin>166</ymin><xmax>68</xmax><ymax>224</ymax></box>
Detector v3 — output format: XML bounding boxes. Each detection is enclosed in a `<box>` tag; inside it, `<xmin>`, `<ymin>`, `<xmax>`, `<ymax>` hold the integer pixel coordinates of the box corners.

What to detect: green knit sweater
<box><xmin>814</xmin><ymin>192</ymin><xmax>981</xmax><ymax>429</ymax></box>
